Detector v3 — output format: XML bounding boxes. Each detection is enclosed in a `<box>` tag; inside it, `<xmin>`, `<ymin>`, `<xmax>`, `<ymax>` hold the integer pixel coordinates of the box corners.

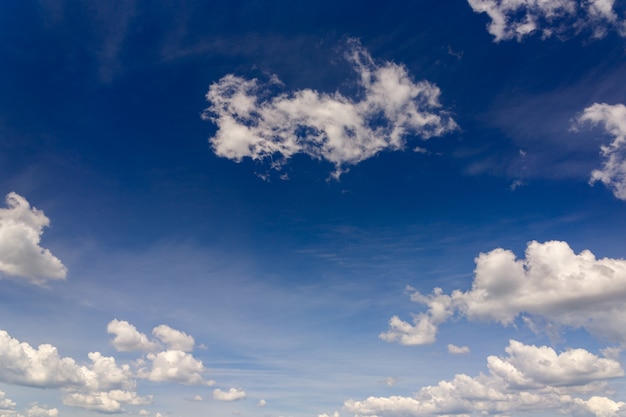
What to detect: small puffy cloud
<box><xmin>0</xmin><ymin>192</ymin><xmax>67</xmax><ymax>285</ymax></box>
<box><xmin>0</xmin><ymin>391</ymin><xmax>16</xmax><ymax>410</ymax></box>
<box><xmin>318</xmin><ymin>412</ymin><xmax>340</xmax><ymax>417</ymax></box>
<box><xmin>257</xmin><ymin>399</ymin><xmax>266</xmax><ymax>407</ymax></box>
<box><xmin>212</xmin><ymin>388</ymin><xmax>247</xmax><ymax>402</ymax></box>
<box><xmin>575</xmin><ymin>103</ymin><xmax>626</xmax><ymax>200</ymax></box>
<box><xmin>190</xmin><ymin>395</ymin><xmax>203</xmax><ymax>401</ymax></box>
<box><xmin>202</xmin><ymin>40</ymin><xmax>457</xmax><ymax>179</ymax></box>
<box><xmin>63</xmin><ymin>390</ymin><xmax>152</xmax><ymax>413</ymax></box>
<box><xmin>467</xmin><ymin>0</ymin><xmax>626</xmax><ymax>42</ymax></box>
<box><xmin>346</xmin><ymin>340</ymin><xmax>624</xmax><ymax>417</ymax></box>
<box><xmin>447</xmin><ymin>344</ymin><xmax>470</xmax><ymax>355</ymax></box>
<box><xmin>24</xmin><ymin>405</ymin><xmax>58</xmax><ymax>417</ymax></box>
<box><xmin>152</xmin><ymin>325</ymin><xmax>194</xmax><ymax>352</ymax></box>
<box><xmin>107</xmin><ymin>320</ymin><xmax>160</xmax><ymax>353</ymax></box>
<box><xmin>573</xmin><ymin>396</ymin><xmax>626</xmax><ymax>417</ymax></box>
<box><xmin>140</xmin><ymin>350</ymin><xmax>212</xmax><ymax>386</ymax></box>
<box><xmin>382</xmin><ymin>241</ymin><xmax>626</xmax><ymax>345</ymax></box>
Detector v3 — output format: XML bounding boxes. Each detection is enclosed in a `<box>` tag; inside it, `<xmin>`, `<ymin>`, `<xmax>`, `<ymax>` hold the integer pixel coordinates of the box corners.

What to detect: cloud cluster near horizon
<box><xmin>380</xmin><ymin>240</ymin><xmax>626</xmax><ymax>345</ymax></box>
<box><xmin>202</xmin><ymin>40</ymin><xmax>457</xmax><ymax>178</ymax></box>
<box><xmin>0</xmin><ymin>320</ymin><xmax>220</xmax><ymax>414</ymax></box>
<box><xmin>0</xmin><ymin>192</ymin><xmax>67</xmax><ymax>285</ymax></box>
<box><xmin>467</xmin><ymin>0</ymin><xmax>626</xmax><ymax>41</ymax></box>
<box><xmin>346</xmin><ymin>340</ymin><xmax>625</xmax><ymax>417</ymax></box>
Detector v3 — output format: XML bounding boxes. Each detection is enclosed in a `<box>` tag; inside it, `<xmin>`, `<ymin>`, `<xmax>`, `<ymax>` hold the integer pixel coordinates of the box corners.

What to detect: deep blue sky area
<box><xmin>1</xmin><ymin>1</ymin><xmax>626</xmax><ymax>417</ymax></box>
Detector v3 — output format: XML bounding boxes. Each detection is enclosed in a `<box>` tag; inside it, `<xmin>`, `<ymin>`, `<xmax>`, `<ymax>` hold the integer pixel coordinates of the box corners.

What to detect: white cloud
<box><xmin>575</xmin><ymin>103</ymin><xmax>626</xmax><ymax>200</ymax></box>
<box><xmin>24</xmin><ymin>405</ymin><xmax>58</xmax><ymax>417</ymax></box>
<box><xmin>381</xmin><ymin>241</ymin><xmax>626</xmax><ymax>345</ymax></box>
<box><xmin>152</xmin><ymin>325</ymin><xmax>194</xmax><ymax>352</ymax></box>
<box><xmin>0</xmin><ymin>192</ymin><xmax>67</xmax><ymax>285</ymax></box>
<box><xmin>140</xmin><ymin>350</ymin><xmax>212</xmax><ymax>386</ymax></box>
<box><xmin>0</xmin><ymin>328</ymin><xmax>149</xmax><ymax>413</ymax></box>
<box><xmin>573</xmin><ymin>396</ymin><xmax>626</xmax><ymax>417</ymax></box>
<box><xmin>257</xmin><ymin>399</ymin><xmax>266</xmax><ymax>407</ymax></box>
<box><xmin>107</xmin><ymin>320</ymin><xmax>160</xmax><ymax>352</ymax></box>
<box><xmin>202</xmin><ymin>40</ymin><xmax>457</xmax><ymax>179</ymax></box>
<box><xmin>62</xmin><ymin>390</ymin><xmax>152</xmax><ymax>413</ymax></box>
<box><xmin>0</xmin><ymin>391</ymin><xmax>16</xmax><ymax>410</ymax></box>
<box><xmin>345</xmin><ymin>340</ymin><xmax>624</xmax><ymax>417</ymax></box>
<box><xmin>467</xmin><ymin>0</ymin><xmax>626</xmax><ymax>41</ymax></box>
<box><xmin>212</xmin><ymin>388</ymin><xmax>247</xmax><ymax>402</ymax></box>
<box><xmin>447</xmin><ymin>344</ymin><xmax>470</xmax><ymax>354</ymax></box>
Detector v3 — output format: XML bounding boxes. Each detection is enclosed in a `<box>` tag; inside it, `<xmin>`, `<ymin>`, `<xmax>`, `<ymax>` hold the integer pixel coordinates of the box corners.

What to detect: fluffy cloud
<box><xmin>345</xmin><ymin>340</ymin><xmax>624</xmax><ymax>417</ymax></box>
<box><xmin>0</xmin><ymin>391</ymin><xmax>16</xmax><ymax>410</ymax></box>
<box><xmin>381</xmin><ymin>241</ymin><xmax>626</xmax><ymax>345</ymax></box>
<box><xmin>202</xmin><ymin>40</ymin><xmax>457</xmax><ymax>179</ymax></box>
<box><xmin>152</xmin><ymin>325</ymin><xmax>195</xmax><ymax>352</ymax></box>
<box><xmin>140</xmin><ymin>350</ymin><xmax>212</xmax><ymax>386</ymax></box>
<box><xmin>63</xmin><ymin>390</ymin><xmax>151</xmax><ymax>413</ymax></box>
<box><xmin>107</xmin><ymin>319</ymin><xmax>160</xmax><ymax>352</ymax></box>
<box><xmin>575</xmin><ymin>103</ymin><xmax>626</xmax><ymax>200</ymax></box>
<box><xmin>467</xmin><ymin>0</ymin><xmax>626</xmax><ymax>41</ymax></box>
<box><xmin>24</xmin><ymin>405</ymin><xmax>58</xmax><ymax>417</ymax></box>
<box><xmin>448</xmin><ymin>344</ymin><xmax>470</xmax><ymax>354</ymax></box>
<box><xmin>0</xmin><ymin>192</ymin><xmax>67</xmax><ymax>285</ymax></box>
<box><xmin>212</xmin><ymin>388</ymin><xmax>247</xmax><ymax>402</ymax></box>
<box><xmin>0</xmin><ymin>328</ymin><xmax>150</xmax><ymax>413</ymax></box>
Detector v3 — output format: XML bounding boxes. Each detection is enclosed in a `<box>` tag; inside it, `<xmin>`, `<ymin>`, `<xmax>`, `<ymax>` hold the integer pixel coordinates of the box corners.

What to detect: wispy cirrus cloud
<box><xmin>381</xmin><ymin>240</ymin><xmax>626</xmax><ymax>346</ymax></box>
<box><xmin>202</xmin><ymin>40</ymin><xmax>457</xmax><ymax>179</ymax></box>
<box><xmin>0</xmin><ymin>192</ymin><xmax>67</xmax><ymax>285</ymax></box>
<box><xmin>345</xmin><ymin>340</ymin><xmax>624</xmax><ymax>417</ymax></box>
<box><xmin>467</xmin><ymin>0</ymin><xmax>626</xmax><ymax>41</ymax></box>
<box><xmin>574</xmin><ymin>102</ymin><xmax>626</xmax><ymax>200</ymax></box>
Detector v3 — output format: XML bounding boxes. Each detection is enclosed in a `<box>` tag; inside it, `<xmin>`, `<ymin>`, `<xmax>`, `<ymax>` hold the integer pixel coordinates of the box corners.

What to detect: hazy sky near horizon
<box><xmin>2</xmin><ymin>1</ymin><xmax>626</xmax><ymax>417</ymax></box>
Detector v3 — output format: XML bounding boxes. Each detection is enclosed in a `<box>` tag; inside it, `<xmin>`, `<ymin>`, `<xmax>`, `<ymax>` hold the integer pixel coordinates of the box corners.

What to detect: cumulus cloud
<box><xmin>0</xmin><ymin>192</ymin><xmax>67</xmax><ymax>285</ymax></box>
<box><xmin>63</xmin><ymin>390</ymin><xmax>151</xmax><ymax>413</ymax></box>
<box><xmin>0</xmin><ymin>391</ymin><xmax>16</xmax><ymax>410</ymax></box>
<box><xmin>575</xmin><ymin>103</ymin><xmax>626</xmax><ymax>200</ymax></box>
<box><xmin>381</xmin><ymin>240</ymin><xmax>626</xmax><ymax>345</ymax></box>
<box><xmin>107</xmin><ymin>320</ymin><xmax>160</xmax><ymax>352</ymax></box>
<box><xmin>152</xmin><ymin>325</ymin><xmax>195</xmax><ymax>352</ymax></box>
<box><xmin>139</xmin><ymin>350</ymin><xmax>212</xmax><ymax>386</ymax></box>
<box><xmin>24</xmin><ymin>405</ymin><xmax>58</xmax><ymax>417</ymax></box>
<box><xmin>257</xmin><ymin>399</ymin><xmax>266</xmax><ymax>407</ymax></box>
<box><xmin>467</xmin><ymin>0</ymin><xmax>626</xmax><ymax>41</ymax></box>
<box><xmin>212</xmin><ymin>388</ymin><xmax>247</xmax><ymax>402</ymax></box>
<box><xmin>448</xmin><ymin>344</ymin><xmax>470</xmax><ymax>354</ymax></box>
<box><xmin>0</xmin><ymin>328</ymin><xmax>149</xmax><ymax>413</ymax></box>
<box><xmin>202</xmin><ymin>40</ymin><xmax>457</xmax><ymax>179</ymax></box>
<box><xmin>345</xmin><ymin>340</ymin><xmax>624</xmax><ymax>417</ymax></box>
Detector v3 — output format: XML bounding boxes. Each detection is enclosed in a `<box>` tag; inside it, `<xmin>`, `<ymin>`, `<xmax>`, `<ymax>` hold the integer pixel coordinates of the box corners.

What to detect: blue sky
<box><xmin>2</xmin><ymin>1</ymin><xmax>626</xmax><ymax>416</ymax></box>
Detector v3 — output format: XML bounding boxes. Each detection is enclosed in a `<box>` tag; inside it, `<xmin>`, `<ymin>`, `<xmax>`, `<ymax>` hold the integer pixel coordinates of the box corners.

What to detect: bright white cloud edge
<box><xmin>202</xmin><ymin>39</ymin><xmax>457</xmax><ymax>179</ymax></box>
<box><xmin>467</xmin><ymin>0</ymin><xmax>626</xmax><ymax>41</ymax></box>
<box><xmin>574</xmin><ymin>102</ymin><xmax>626</xmax><ymax>201</ymax></box>
<box><xmin>380</xmin><ymin>240</ymin><xmax>626</xmax><ymax>346</ymax></box>
<box><xmin>0</xmin><ymin>192</ymin><xmax>67</xmax><ymax>285</ymax></box>
<box><xmin>345</xmin><ymin>340</ymin><xmax>625</xmax><ymax>417</ymax></box>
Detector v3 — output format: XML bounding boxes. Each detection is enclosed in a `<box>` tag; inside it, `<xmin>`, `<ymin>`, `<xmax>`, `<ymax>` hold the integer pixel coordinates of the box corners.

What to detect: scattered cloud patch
<box><xmin>107</xmin><ymin>320</ymin><xmax>160</xmax><ymax>353</ymax></box>
<box><xmin>0</xmin><ymin>328</ymin><xmax>149</xmax><ymax>413</ymax></box>
<box><xmin>0</xmin><ymin>391</ymin><xmax>16</xmax><ymax>410</ymax></box>
<box><xmin>0</xmin><ymin>192</ymin><xmax>67</xmax><ymax>285</ymax></box>
<box><xmin>212</xmin><ymin>388</ymin><xmax>247</xmax><ymax>402</ymax></box>
<box><xmin>257</xmin><ymin>399</ymin><xmax>266</xmax><ymax>407</ymax></box>
<box><xmin>345</xmin><ymin>340</ymin><xmax>624</xmax><ymax>417</ymax></box>
<box><xmin>202</xmin><ymin>40</ymin><xmax>457</xmax><ymax>179</ymax></box>
<box><xmin>467</xmin><ymin>0</ymin><xmax>626</xmax><ymax>41</ymax></box>
<box><xmin>381</xmin><ymin>240</ymin><xmax>626</xmax><ymax>345</ymax></box>
<box><xmin>140</xmin><ymin>350</ymin><xmax>212</xmax><ymax>386</ymax></box>
<box><xmin>24</xmin><ymin>405</ymin><xmax>59</xmax><ymax>417</ymax></box>
<box><xmin>448</xmin><ymin>344</ymin><xmax>470</xmax><ymax>354</ymax></box>
<box><xmin>152</xmin><ymin>325</ymin><xmax>195</xmax><ymax>352</ymax></box>
<box><xmin>574</xmin><ymin>103</ymin><xmax>626</xmax><ymax>200</ymax></box>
